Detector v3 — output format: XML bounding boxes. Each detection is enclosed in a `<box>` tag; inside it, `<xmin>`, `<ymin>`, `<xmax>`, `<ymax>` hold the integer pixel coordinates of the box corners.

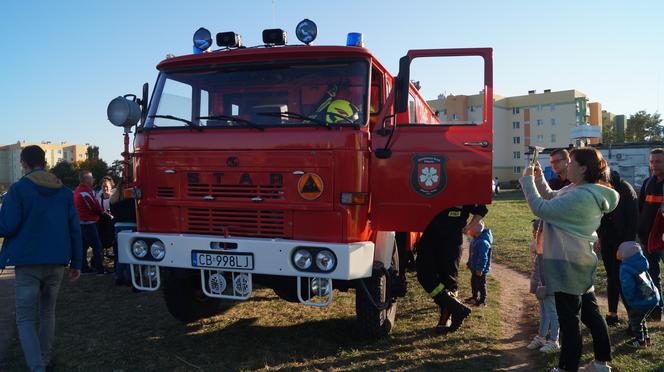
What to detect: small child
<box><xmin>617</xmin><ymin>241</ymin><xmax>661</xmax><ymax>348</ymax></box>
<box><xmin>526</xmin><ymin>219</ymin><xmax>560</xmax><ymax>353</ymax></box>
<box><xmin>466</xmin><ymin>220</ymin><xmax>493</xmax><ymax>306</ymax></box>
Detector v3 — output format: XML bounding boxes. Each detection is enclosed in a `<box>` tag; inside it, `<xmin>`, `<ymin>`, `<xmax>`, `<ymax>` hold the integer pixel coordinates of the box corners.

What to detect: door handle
<box><xmin>463</xmin><ymin>141</ymin><xmax>489</xmax><ymax>148</ymax></box>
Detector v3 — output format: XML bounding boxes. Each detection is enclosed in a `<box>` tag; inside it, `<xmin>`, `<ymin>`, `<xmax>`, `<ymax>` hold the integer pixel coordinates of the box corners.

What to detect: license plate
<box><xmin>191</xmin><ymin>251</ymin><xmax>254</xmax><ymax>270</ymax></box>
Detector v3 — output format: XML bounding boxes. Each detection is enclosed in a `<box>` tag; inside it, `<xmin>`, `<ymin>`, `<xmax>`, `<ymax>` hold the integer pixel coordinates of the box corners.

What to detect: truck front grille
<box><xmin>187</xmin><ymin>184</ymin><xmax>284</xmax><ymax>200</ymax></box>
<box><xmin>186</xmin><ymin>208</ymin><xmax>288</xmax><ymax>238</ymax></box>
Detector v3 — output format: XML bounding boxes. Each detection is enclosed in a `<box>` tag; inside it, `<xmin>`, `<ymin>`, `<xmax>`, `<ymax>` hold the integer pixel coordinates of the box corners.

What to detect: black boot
<box><xmin>435</xmin><ymin>307</ymin><xmax>450</xmax><ymax>334</ymax></box>
<box><xmin>434</xmin><ymin>290</ymin><xmax>471</xmax><ymax>332</ymax></box>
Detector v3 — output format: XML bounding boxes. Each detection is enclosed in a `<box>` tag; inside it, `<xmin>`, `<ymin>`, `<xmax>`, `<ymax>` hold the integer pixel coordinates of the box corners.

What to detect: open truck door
<box><xmin>370</xmin><ymin>48</ymin><xmax>493</xmax><ymax>232</ymax></box>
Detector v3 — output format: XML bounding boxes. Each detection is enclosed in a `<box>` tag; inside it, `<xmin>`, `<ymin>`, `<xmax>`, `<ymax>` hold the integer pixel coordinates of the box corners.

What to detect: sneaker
<box><xmin>475</xmin><ymin>299</ymin><xmax>487</xmax><ymax>307</ymax></box>
<box><xmin>579</xmin><ymin>361</ymin><xmax>612</xmax><ymax>371</ymax></box>
<box><xmin>625</xmin><ymin>338</ymin><xmax>647</xmax><ymax>348</ymax></box>
<box><xmin>527</xmin><ymin>335</ymin><xmax>546</xmax><ymax>350</ymax></box>
<box><xmin>605</xmin><ymin>314</ymin><xmax>621</xmax><ymax>326</ymax></box>
<box><xmin>539</xmin><ymin>340</ymin><xmax>560</xmax><ymax>353</ymax></box>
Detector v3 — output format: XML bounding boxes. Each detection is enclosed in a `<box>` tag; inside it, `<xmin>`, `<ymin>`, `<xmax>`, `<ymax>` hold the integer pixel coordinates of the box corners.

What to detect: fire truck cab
<box><xmin>107</xmin><ymin>23</ymin><xmax>493</xmax><ymax>338</ymax></box>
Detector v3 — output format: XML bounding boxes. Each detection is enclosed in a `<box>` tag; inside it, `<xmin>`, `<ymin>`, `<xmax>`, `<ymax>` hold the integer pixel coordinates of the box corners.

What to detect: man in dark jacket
<box><xmin>0</xmin><ymin>145</ymin><xmax>82</xmax><ymax>371</ymax></box>
<box><xmin>548</xmin><ymin>148</ymin><xmax>571</xmax><ymax>190</ymax></box>
<box><xmin>637</xmin><ymin>148</ymin><xmax>664</xmax><ymax>321</ymax></box>
<box><xmin>597</xmin><ymin>170</ymin><xmax>638</xmax><ymax>325</ymax></box>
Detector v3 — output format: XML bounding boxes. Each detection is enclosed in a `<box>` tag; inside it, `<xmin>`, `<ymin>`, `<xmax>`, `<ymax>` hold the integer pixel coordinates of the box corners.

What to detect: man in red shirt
<box><xmin>74</xmin><ymin>170</ymin><xmax>107</xmax><ymax>274</ymax></box>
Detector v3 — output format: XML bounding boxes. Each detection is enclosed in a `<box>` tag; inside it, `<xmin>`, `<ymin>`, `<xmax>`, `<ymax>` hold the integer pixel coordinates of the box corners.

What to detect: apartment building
<box><xmin>0</xmin><ymin>141</ymin><xmax>91</xmax><ymax>189</ymax></box>
<box><xmin>428</xmin><ymin>89</ymin><xmax>603</xmax><ymax>182</ymax></box>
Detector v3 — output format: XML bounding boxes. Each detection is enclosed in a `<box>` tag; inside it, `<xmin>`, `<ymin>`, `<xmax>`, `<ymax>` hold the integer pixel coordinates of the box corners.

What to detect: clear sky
<box><xmin>1</xmin><ymin>0</ymin><xmax>662</xmax><ymax>162</ymax></box>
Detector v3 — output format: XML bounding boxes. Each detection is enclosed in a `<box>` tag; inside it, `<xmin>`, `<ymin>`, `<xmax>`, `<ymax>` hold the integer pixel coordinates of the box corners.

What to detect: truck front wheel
<box><xmin>162</xmin><ymin>268</ymin><xmax>234</xmax><ymax>323</ymax></box>
<box><xmin>355</xmin><ymin>254</ymin><xmax>398</xmax><ymax>338</ymax></box>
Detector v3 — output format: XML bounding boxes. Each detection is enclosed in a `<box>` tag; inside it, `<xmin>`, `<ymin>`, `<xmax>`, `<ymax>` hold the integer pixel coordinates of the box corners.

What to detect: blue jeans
<box><xmin>81</xmin><ymin>223</ymin><xmax>104</xmax><ymax>273</ymax></box>
<box><xmin>646</xmin><ymin>250</ymin><xmax>664</xmax><ymax>313</ymax></box>
<box><xmin>15</xmin><ymin>265</ymin><xmax>65</xmax><ymax>372</ymax></box>
<box><xmin>114</xmin><ymin>224</ymin><xmax>136</xmax><ymax>283</ymax></box>
<box><xmin>539</xmin><ymin>295</ymin><xmax>560</xmax><ymax>341</ymax></box>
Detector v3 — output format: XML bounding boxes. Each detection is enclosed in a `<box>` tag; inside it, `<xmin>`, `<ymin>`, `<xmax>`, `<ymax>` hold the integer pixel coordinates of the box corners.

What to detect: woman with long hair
<box><xmin>520</xmin><ymin>147</ymin><xmax>619</xmax><ymax>372</ymax></box>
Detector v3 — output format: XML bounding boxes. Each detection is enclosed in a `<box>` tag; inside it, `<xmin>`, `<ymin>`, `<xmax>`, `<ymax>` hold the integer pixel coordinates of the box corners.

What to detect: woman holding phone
<box><xmin>520</xmin><ymin>147</ymin><xmax>619</xmax><ymax>372</ymax></box>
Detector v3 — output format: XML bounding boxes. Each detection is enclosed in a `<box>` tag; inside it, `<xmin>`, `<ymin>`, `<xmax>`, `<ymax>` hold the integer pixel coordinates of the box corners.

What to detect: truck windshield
<box><xmin>145</xmin><ymin>59</ymin><xmax>369</xmax><ymax>129</ymax></box>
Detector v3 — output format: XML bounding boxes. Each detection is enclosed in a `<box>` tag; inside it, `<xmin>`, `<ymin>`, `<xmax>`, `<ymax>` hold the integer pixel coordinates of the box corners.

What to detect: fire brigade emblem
<box><xmin>411</xmin><ymin>154</ymin><xmax>447</xmax><ymax>198</ymax></box>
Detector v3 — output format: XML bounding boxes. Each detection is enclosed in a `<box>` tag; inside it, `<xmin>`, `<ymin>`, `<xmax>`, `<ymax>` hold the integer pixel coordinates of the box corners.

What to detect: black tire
<box><xmin>355</xmin><ymin>245</ymin><xmax>398</xmax><ymax>338</ymax></box>
<box><xmin>162</xmin><ymin>268</ymin><xmax>234</xmax><ymax>323</ymax></box>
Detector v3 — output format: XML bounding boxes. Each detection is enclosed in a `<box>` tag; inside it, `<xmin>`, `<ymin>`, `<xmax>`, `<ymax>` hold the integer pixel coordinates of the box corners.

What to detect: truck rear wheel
<box><xmin>355</xmin><ymin>249</ymin><xmax>399</xmax><ymax>338</ymax></box>
<box><xmin>162</xmin><ymin>268</ymin><xmax>233</xmax><ymax>323</ymax></box>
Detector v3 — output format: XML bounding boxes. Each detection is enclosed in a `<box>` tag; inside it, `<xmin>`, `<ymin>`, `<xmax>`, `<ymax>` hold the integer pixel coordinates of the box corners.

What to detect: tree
<box><xmin>50</xmin><ymin>160</ymin><xmax>79</xmax><ymax>188</ymax></box>
<box><xmin>79</xmin><ymin>158</ymin><xmax>109</xmax><ymax>184</ymax></box>
<box><xmin>601</xmin><ymin>113</ymin><xmax>616</xmax><ymax>144</ymax></box>
<box><xmin>625</xmin><ymin>111</ymin><xmax>663</xmax><ymax>142</ymax></box>
<box><xmin>108</xmin><ymin>159</ymin><xmax>124</xmax><ymax>184</ymax></box>
<box><xmin>86</xmin><ymin>146</ymin><xmax>100</xmax><ymax>160</ymax></box>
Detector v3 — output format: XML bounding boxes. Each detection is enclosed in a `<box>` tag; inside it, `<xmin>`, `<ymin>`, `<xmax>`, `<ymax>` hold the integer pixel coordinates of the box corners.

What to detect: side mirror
<box><xmin>140</xmin><ymin>83</ymin><xmax>149</xmax><ymax>125</ymax></box>
<box><xmin>107</xmin><ymin>95</ymin><xmax>141</xmax><ymax>128</ymax></box>
<box><xmin>394</xmin><ymin>55</ymin><xmax>411</xmax><ymax>114</ymax></box>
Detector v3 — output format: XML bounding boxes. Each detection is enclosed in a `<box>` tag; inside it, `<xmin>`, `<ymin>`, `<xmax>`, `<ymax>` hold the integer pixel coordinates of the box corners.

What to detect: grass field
<box><xmin>2</xmin><ymin>271</ymin><xmax>504</xmax><ymax>371</ymax></box>
<box><xmin>488</xmin><ymin>189</ymin><xmax>664</xmax><ymax>372</ymax></box>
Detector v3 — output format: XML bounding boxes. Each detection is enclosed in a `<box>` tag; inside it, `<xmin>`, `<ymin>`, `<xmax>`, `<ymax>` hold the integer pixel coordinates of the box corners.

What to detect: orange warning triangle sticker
<box><xmin>298</xmin><ymin>173</ymin><xmax>324</xmax><ymax>200</ymax></box>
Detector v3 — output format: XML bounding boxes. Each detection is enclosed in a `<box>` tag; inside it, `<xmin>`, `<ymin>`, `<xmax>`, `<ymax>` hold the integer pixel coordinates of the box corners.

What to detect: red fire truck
<box><xmin>107</xmin><ymin>21</ymin><xmax>493</xmax><ymax>338</ymax></box>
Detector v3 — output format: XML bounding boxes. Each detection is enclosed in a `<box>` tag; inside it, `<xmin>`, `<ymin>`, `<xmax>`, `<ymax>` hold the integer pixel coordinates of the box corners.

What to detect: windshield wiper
<box><xmin>256</xmin><ymin>111</ymin><xmax>331</xmax><ymax>130</ymax></box>
<box><xmin>148</xmin><ymin>114</ymin><xmax>199</xmax><ymax>129</ymax></box>
<box><xmin>197</xmin><ymin>115</ymin><xmax>265</xmax><ymax>131</ymax></box>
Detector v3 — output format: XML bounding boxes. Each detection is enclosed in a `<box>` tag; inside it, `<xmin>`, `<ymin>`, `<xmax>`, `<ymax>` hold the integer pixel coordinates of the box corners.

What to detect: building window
<box><xmin>512</xmin><ymin>107</ymin><xmax>520</xmax><ymax>115</ymax></box>
<box><xmin>551</xmin><ymin>134</ymin><xmax>557</xmax><ymax>143</ymax></box>
<box><xmin>57</xmin><ymin>150</ymin><xmax>62</xmax><ymax>154</ymax></box>
<box><xmin>513</xmin><ymin>166</ymin><xmax>522</xmax><ymax>174</ymax></box>
<box><xmin>536</xmin><ymin>119</ymin><xmax>543</xmax><ymax>126</ymax></box>
<box><xmin>551</xmin><ymin>118</ymin><xmax>556</xmax><ymax>126</ymax></box>
<box><xmin>513</xmin><ymin>151</ymin><xmax>521</xmax><ymax>159</ymax></box>
<box><xmin>452</xmin><ymin>113</ymin><xmax>459</xmax><ymax>121</ymax></box>
<box><xmin>536</xmin><ymin>134</ymin><xmax>544</xmax><ymax>142</ymax></box>
<box><xmin>537</xmin><ymin>105</ymin><xmax>543</xmax><ymax>112</ymax></box>
<box><xmin>550</xmin><ymin>104</ymin><xmax>556</xmax><ymax>111</ymax></box>
<box><xmin>512</xmin><ymin>121</ymin><xmax>520</xmax><ymax>129</ymax></box>
<box><xmin>513</xmin><ymin>136</ymin><xmax>521</xmax><ymax>144</ymax></box>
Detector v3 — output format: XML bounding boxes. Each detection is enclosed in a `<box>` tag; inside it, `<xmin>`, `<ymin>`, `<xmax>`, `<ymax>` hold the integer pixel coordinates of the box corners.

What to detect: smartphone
<box><xmin>531</xmin><ymin>147</ymin><xmax>541</xmax><ymax>166</ymax></box>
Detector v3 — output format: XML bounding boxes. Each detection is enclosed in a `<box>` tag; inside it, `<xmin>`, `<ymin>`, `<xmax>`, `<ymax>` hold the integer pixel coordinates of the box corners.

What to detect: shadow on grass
<box><xmin>2</xmin><ymin>275</ymin><xmax>503</xmax><ymax>372</ymax></box>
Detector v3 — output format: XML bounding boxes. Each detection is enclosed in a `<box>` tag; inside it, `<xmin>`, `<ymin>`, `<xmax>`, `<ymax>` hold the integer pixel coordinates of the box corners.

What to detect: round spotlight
<box><xmin>107</xmin><ymin>96</ymin><xmax>141</xmax><ymax>128</ymax></box>
<box><xmin>292</xmin><ymin>249</ymin><xmax>313</xmax><ymax>270</ymax></box>
<box><xmin>150</xmin><ymin>241</ymin><xmax>166</xmax><ymax>260</ymax></box>
<box><xmin>315</xmin><ymin>250</ymin><xmax>336</xmax><ymax>272</ymax></box>
<box><xmin>132</xmin><ymin>240</ymin><xmax>148</xmax><ymax>259</ymax></box>
<box><xmin>295</xmin><ymin>19</ymin><xmax>317</xmax><ymax>45</ymax></box>
<box><xmin>310</xmin><ymin>278</ymin><xmax>331</xmax><ymax>297</ymax></box>
<box><xmin>193</xmin><ymin>27</ymin><xmax>212</xmax><ymax>54</ymax></box>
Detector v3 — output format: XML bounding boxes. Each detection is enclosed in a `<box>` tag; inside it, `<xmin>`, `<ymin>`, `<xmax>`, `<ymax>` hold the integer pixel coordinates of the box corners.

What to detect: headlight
<box><xmin>315</xmin><ymin>250</ymin><xmax>336</xmax><ymax>272</ymax></box>
<box><xmin>150</xmin><ymin>241</ymin><xmax>166</xmax><ymax>260</ymax></box>
<box><xmin>132</xmin><ymin>240</ymin><xmax>148</xmax><ymax>258</ymax></box>
<box><xmin>292</xmin><ymin>249</ymin><xmax>312</xmax><ymax>270</ymax></box>
<box><xmin>311</xmin><ymin>278</ymin><xmax>331</xmax><ymax>297</ymax></box>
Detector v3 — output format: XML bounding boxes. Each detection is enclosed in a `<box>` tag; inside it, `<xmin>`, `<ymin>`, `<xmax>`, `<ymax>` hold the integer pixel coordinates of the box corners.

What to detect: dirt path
<box><xmin>491</xmin><ymin>262</ymin><xmax>540</xmax><ymax>371</ymax></box>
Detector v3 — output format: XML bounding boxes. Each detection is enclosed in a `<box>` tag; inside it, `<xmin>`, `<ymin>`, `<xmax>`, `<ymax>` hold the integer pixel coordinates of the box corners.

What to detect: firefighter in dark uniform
<box><xmin>416</xmin><ymin>204</ymin><xmax>488</xmax><ymax>333</ymax></box>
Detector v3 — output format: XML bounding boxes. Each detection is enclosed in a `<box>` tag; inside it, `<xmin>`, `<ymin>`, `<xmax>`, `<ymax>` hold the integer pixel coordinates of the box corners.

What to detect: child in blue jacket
<box><xmin>617</xmin><ymin>241</ymin><xmax>661</xmax><ymax>348</ymax></box>
<box><xmin>466</xmin><ymin>220</ymin><xmax>493</xmax><ymax>306</ymax></box>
